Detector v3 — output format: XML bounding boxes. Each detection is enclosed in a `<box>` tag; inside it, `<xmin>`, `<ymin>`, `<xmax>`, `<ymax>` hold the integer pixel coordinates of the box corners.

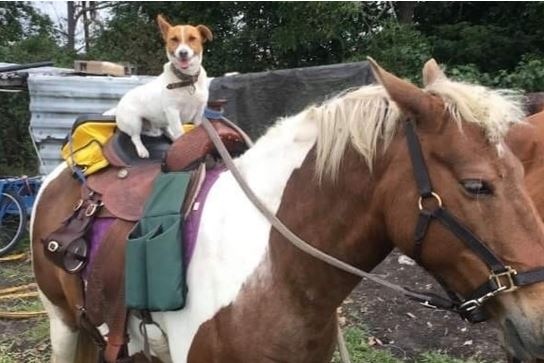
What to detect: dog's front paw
<box><xmin>136</xmin><ymin>145</ymin><xmax>150</xmax><ymax>159</ymax></box>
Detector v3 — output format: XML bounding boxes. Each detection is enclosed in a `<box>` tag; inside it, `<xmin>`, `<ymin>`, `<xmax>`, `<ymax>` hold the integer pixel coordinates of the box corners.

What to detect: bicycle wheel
<box><xmin>0</xmin><ymin>190</ymin><xmax>27</xmax><ymax>256</ymax></box>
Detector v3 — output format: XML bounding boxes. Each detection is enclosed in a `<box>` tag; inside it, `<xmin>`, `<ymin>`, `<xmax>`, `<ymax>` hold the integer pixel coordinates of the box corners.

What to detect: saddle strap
<box><xmin>43</xmin><ymin>194</ymin><xmax>102</xmax><ymax>273</ymax></box>
<box><xmin>85</xmin><ymin>219</ymin><xmax>135</xmax><ymax>363</ymax></box>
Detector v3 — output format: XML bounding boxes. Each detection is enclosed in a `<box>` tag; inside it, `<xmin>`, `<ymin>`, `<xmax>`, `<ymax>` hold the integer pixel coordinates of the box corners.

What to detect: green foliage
<box><xmin>447</xmin><ymin>55</ymin><xmax>544</xmax><ymax>92</ymax></box>
<box><xmin>89</xmin><ymin>2</ymin><xmax>380</xmax><ymax>76</ymax></box>
<box><xmin>354</xmin><ymin>22</ymin><xmax>432</xmax><ymax>83</ymax></box>
<box><xmin>428</xmin><ymin>22</ymin><xmax>528</xmax><ymax>73</ymax></box>
<box><xmin>0</xmin><ymin>2</ymin><xmax>70</xmax><ymax>175</ymax></box>
<box><xmin>495</xmin><ymin>56</ymin><xmax>544</xmax><ymax>92</ymax></box>
<box><xmin>0</xmin><ymin>92</ymin><xmax>37</xmax><ymax>175</ymax></box>
<box><xmin>331</xmin><ymin>327</ymin><xmax>401</xmax><ymax>363</ymax></box>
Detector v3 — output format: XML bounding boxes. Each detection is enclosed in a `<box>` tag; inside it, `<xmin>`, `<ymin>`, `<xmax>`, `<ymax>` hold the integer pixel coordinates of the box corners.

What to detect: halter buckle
<box><xmin>490</xmin><ymin>266</ymin><xmax>518</xmax><ymax>293</ymax></box>
<box><xmin>459</xmin><ymin>299</ymin><xmax>481</xmax><ymax>312</ymax></box>
<box><xmin>418</xmin><ymin>192</ymin><xmax>443</xmax><ymax>211</ymax></box>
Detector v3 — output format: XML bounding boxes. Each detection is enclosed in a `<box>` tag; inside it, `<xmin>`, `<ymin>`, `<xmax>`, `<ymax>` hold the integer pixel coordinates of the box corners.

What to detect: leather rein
<box><xmin>202</xmin><ymin>117</ymin><xmax>544</xmax><ymax>323</ymax></box>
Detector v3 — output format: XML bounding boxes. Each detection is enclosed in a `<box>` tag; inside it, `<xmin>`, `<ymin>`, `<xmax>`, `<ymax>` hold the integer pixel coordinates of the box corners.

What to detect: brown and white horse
<box><xmin>32</xmin><ymin>59</ymin><xmax>544</xmax><ymax>363</ymax></box>
<box><xmin>425</xmin><ymin>60</ymin><xmax>544</xmax><ymax>363</ymax></box>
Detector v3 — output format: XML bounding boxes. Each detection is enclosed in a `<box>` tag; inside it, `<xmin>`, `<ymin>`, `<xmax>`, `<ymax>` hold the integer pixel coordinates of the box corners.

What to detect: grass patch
<box><xmin>333</xmin><ymin>327</ymin><xmax>487</xmax><ymax>363</ymax></box>
<box><xmin>418</xmin><ymin>352</ymin><xmax>485</xmax><ymax>363</ymax></box>
<box><xmin>0</xmin><ymin>343</ymin><xmax>50</xmax><ymax>363</ymax></box>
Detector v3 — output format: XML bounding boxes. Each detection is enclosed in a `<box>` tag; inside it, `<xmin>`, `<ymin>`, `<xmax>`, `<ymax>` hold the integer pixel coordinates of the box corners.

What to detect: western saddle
<box><xmin>46</xmin><ymin>111</ymin><xmax>249</xmax><ymax>362</ymax></box>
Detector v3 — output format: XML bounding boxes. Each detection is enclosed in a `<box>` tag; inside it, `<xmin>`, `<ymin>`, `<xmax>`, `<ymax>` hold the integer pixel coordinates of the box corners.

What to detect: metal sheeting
<box><xmin>29</xmin><ymin>61</ymin><xmax>372</xmax><ymax>174</ymax></box>
<box><xmin>29</xmin><ymin>74</ymin><xmax>153</xmax><ymax>173</ymax></box>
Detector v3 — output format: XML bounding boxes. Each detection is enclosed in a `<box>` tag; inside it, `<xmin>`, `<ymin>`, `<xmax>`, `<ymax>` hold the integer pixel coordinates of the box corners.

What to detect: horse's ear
<box><xmin>367</xmin><ymin>57</ymin><xmax>434</xmax><ymax>119</ymax></box>
<box><xmin>157</xmin><ymin>14</ymin><xmax>172</xmax><ymax>40</ymax></box>
<box><xmin>422</xmin><ymin>58</ymin><xmax>446</xmax><ymax>86</ymax></box>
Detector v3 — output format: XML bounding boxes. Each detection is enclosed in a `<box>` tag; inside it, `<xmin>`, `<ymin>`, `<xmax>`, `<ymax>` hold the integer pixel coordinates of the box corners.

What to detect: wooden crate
<box><xmin>74</xmin><ymin>60</ymin><xmax>136</xmax><ymax>76</ymax></box>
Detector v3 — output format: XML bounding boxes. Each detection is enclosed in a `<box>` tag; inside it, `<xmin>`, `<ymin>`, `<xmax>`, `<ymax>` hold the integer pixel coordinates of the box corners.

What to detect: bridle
<box><xmin>403</xmin><ymin>119</ymin><xmax>544</xmax><ymax>322</ymax></box>
<box><xmin>203</xmin><ymin>116</ymin><xmax>544</xmax><ymax>324</ymax></box>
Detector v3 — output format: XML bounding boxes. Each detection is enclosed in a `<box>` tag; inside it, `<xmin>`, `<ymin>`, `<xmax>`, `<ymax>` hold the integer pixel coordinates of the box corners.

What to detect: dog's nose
<box><xmin>178</xmin><ymin>49</ymin><xmax>189</xmax><ymax>58</ymax></box>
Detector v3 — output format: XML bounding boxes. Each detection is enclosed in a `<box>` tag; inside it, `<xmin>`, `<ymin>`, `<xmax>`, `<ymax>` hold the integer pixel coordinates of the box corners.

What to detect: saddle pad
<box><xmin>183</xmin><ymin>166</ymin><xmax>224</xmax><ymax>265</ymax></box>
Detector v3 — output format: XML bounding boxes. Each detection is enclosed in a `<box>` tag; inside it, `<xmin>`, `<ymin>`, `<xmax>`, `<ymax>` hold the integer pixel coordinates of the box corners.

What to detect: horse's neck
<box><xmin>187</xmin><ymin>119</ymin><xmax>394</xmax><ymax>361</ymax></box>
<box><xmin>220</xmin><ymin>117</ymin><xmax>393</xmax><ymax>312</ymax></box>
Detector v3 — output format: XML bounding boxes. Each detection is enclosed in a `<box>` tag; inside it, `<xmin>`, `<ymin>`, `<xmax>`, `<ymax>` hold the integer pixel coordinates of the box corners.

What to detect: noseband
<box><xmin>404</xmin><ymin>119</ymin><xmax>544</xmax><ymax>322</ymax></box>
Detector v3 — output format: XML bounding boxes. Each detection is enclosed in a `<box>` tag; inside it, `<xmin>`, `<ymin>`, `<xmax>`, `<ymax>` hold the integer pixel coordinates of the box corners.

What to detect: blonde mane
<box><xmin>308</xmin><ymin>80</ymin><xmax>524</xmax><ymax>182</ymax></box>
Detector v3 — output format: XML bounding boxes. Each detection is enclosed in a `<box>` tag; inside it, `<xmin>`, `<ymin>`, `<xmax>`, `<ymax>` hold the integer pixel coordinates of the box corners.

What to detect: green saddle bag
<box><xmin>125</xmin><ymin>171</ymin><xmax>191</xmax><ymax>311</ymax></box>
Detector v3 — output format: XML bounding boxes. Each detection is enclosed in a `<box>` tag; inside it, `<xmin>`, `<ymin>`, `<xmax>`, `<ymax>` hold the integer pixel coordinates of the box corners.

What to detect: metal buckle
<box><xmin>73</xmin><ymin>199</ymin><xmax>84</xmax><ymax>211</ymax></box>
<box><xmin>47</xmin><ymin>240</ymin><xmax>60</xmax><ymax>252</ymax></box>
<box><xmin>490</xmin><ymin>266</ymin><xmax>518</xmax><ymax>293</ymax></box>
<box><xmin>459</xmin><ymin>299</ymin><xmax>481</xmax><ymax>312</ymax></box>
<box><xmin>84</xmin><ymin>202</ymin><xmax>103</xmax><ymax>217</ymax></box>
<box><xmin>418</xmin><ymin>192</ymin><xmax>443</xmax><ymax>211</ymax></box>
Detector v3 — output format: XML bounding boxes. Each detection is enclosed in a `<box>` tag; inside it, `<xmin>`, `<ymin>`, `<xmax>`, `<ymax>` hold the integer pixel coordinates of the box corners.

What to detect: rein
<box><xmin>202</xmin><ymin>116</ymin><xmax>544</xmax><ymax>321</ymax></box>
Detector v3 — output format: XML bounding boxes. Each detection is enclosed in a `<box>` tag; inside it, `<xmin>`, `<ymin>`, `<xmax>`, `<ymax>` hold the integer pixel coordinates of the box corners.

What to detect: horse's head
<box><xmin>368</xmin><ymin>58</ymin><xmax>544</xmax><ymax>360</ymax></box>
<box><xmin>313</xmin><ymin>58</ymin><xmax>543</xmax><ymax>359</ymax></box>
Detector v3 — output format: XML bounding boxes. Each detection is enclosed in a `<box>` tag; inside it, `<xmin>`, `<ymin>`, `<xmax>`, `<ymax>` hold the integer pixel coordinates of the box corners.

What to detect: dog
<box><xmin>114</xmin><ymin>14</ymin><xmax>213</xmax><ymax>158</ymax></box>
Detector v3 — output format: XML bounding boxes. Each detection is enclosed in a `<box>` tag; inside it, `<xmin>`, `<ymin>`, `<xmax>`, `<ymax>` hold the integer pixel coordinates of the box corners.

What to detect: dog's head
<box><xmin>157</xmin><ymin>14</ymin><xmax>213</xmax><ymax>75</ymax></box>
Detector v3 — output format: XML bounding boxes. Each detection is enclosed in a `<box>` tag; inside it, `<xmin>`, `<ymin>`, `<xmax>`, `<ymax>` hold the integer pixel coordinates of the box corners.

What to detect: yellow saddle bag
<box><xmin>61</xmin><ymin>115</ymin><xmax>195</xmax><ymax>176</ymax></box>
<box><xmin>61</xmin><ymin>115</ymin><xmax>116</xmax><ymax>176</ymax></box>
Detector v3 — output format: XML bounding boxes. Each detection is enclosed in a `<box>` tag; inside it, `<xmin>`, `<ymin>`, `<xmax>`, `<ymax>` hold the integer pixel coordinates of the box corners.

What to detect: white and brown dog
<box><xmin>114</xmin><ymin>15</ymin><xmax>213</xmax><ymax>158</ymax></box>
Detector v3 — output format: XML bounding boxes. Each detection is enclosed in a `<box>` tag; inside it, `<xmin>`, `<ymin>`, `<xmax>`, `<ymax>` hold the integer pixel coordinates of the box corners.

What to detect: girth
<box><xmin>403</xmin><ymin>119</ymin><xmax>544</xmax><ymax>323</ymax></box>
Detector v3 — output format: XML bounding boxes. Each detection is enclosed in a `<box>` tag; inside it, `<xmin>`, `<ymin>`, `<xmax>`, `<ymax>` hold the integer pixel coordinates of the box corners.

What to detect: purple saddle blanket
<box><xmin>83</xmin><ymin>167</ymin><xmax>224</xmax><ymax>278</ymax></box>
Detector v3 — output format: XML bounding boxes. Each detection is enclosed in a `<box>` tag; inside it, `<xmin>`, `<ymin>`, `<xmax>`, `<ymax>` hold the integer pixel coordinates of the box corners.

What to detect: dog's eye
<box><xmin>188</xmin><ymin>35</ymin><xmax>196</xmax><ymax>42</ymax></box>
<box><xmin>170</xmin><ymin>36</ymin><xmax>179</xmax><ymax>43</ymax></box>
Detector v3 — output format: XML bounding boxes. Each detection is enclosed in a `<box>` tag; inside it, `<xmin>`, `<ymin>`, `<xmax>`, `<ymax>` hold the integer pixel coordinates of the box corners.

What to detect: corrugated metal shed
<box><xmin>28</xmin><ymin>74</ymin><xmax>154</xmax><ymax>173</ymax></box>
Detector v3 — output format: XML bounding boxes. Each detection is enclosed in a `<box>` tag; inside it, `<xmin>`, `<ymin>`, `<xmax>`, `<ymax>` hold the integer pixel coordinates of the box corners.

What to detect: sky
<box><xmin>32</xmin><ymin>1</ymin><xmax>112</xmax><ymax>49</ymax></box>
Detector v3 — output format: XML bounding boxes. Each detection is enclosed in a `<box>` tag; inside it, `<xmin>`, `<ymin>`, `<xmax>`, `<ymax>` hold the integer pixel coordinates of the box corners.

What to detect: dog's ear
<box><xmin>197</xmin><ymin>25</ymin><xmax>213</xmax><ymax>43</ymax></box>
<box><xmin>157</xmin><ymin>14</ymin><xmax>172</xmax><ymax>40</ymax></box>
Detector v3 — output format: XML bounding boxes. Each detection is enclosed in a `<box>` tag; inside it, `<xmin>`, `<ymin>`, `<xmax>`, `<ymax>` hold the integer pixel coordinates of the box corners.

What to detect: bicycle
<box><xmin>0</xmin><ymin>176</ymin><xmax>42</xmax><ymax>256</ymax></box>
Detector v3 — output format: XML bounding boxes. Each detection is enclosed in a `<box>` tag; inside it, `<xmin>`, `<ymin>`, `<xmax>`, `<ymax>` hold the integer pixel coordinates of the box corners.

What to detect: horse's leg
<box><xmin>39</xmin><ymin>289</ymin><xmax>80</xmax><ymax>363</ymax></box>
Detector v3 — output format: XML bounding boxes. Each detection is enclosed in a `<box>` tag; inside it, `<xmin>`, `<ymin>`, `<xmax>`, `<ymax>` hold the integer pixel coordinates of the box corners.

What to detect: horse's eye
<box><xmin>461</xmin><ymin>179</ymin><xmax>494</xmax><ymax>196</ymax></box>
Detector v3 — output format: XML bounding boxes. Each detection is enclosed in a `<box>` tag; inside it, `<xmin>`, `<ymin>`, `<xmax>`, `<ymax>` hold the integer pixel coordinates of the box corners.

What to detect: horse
<box><xmin>32</xmin><ymin>58</ymin><xmax>544</xmax><ymax>363</ymax></box>
<box><xmin>424</xmin><ymin>60</ymin><xmax>544</xmax><ymax>363</ymax></box>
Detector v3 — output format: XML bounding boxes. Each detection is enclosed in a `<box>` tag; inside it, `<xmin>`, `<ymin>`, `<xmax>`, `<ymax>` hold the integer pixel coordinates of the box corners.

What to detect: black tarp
<box><xmin>209</xmin><ymin>61</ymin><xmax>374</xmax><ymax>138</ymax></box>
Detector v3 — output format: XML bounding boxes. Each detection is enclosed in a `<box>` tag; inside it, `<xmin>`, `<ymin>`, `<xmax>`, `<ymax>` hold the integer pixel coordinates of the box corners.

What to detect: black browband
<box><xmin>403</xmin><ymin>119</ymin><xmax>544</xmax><ymax>323</ymax></box>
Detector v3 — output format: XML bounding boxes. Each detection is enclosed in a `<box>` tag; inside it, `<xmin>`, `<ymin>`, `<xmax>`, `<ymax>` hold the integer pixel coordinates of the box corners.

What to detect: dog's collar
<box><xmin>167</xmin><ymin>64</ymin><xmax>200</xmax><ymax>91</ymax></box>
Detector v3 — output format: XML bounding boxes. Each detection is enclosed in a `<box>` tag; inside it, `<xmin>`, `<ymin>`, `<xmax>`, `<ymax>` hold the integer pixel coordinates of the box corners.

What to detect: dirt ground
<box><xmin>341</xmin><ymin>250</ymin><xmax>504</xmax><ymax>362</ymax></box>
<box><xmin>0</xmin><ymin>250</ymin><xmax>506</xmax><ymax>362</ymax></box>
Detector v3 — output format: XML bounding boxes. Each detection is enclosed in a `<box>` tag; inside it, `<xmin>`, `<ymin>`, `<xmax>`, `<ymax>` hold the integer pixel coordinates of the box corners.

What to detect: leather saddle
<box><xmin>87</xmin><ymin>118</ymin><xmax>248</xmax><ymax>221</ymax></box>
<box><xmin>81</xmin><ymin>116</ymin><xmax>249</xmax><ymax>362</ymax></box>
<box><xmin>103</xmin><ymin>131</ymin><xmax>171</xmax><ymax>167</ymax></box>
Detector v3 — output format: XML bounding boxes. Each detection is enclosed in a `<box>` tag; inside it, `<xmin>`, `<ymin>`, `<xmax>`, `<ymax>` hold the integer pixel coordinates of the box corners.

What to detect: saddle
<box><xmin>88</xmin><ymin>119</ymin><xmax>247</xmax><ymax>222</ymax></box>
<box><xmin>83</xmin><ymin>118</ymin><xmax>248</xmax><ymax>362</ymax></box>
<box><xmin>44</xmin><ymin>114</ymin><xmax>250</xmax><ymax>362</ymax></box>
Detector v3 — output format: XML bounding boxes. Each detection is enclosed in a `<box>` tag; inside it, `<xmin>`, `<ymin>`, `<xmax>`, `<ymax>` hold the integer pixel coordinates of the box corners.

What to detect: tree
<box><xmin>0</xmin><ymin>2</ymin><xmax>64</xmax><ymax>174</ymax></box>
<box><xmin>89</xmin><ymin>2</ymin><xmax>393</xmax><ymax>76</ymax></box>
<box><xmin>63</xmin><ymin>1</ymin><xmax>116</xmax><ymax>53</ymax></box>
